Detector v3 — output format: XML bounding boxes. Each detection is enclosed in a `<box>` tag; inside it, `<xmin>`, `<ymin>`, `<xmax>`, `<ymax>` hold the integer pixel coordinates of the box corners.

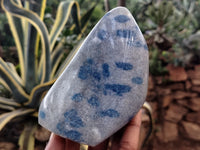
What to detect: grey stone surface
<box><xmin>39</xmin><ymin>7</ymin><xmax>149</xmax><ymax>146</ymax></box>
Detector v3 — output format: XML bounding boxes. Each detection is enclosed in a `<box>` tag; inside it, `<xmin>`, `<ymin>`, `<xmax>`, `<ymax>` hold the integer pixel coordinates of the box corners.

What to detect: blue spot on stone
<box><xmin>64</xmin><ymin>109</ymin><xmax>77</xmax><ymax>119</ymax></box>
<box><xmin>97</xmin><ymin>29</ymin><xmax>109</xmax><ymax>40</ymax></box>
<box><xmin>78</xmin><ymin>66</ymin><xmax>89</xmax><ymax>80</ymax></box>
<box><xmin>116</xmin><ymin>30</ymin><xmax>136</xmax><ymax>39</ymax></box>
<box><xmin>72</xmin><ymin>93</ymin><xmax>83</xmax><ymax>102</ymax></box>
<box><xmin>144</xmin><ymin>44</ymin><xmax>148</xmax><ymax>50</ymax></box>
<box><xmin>100</xmin><ymin>109</ymin><xmax>120</xmax><ymax>118</ymax></box>
<box><xmin>57</xmin><ymin>123</ymin><xmax>63</xmax><ymax>132</ymax></box>
<box><xmin>102</xmin><ymin>63</ymin><xmax>110</xmax><ymax>77</ymax></box>
<box><xmin>127</xmin><ymin>41</ymin><xmax>143</xmax><ymax>47</ymax></box>
<box><xmin>68</xmin><ymin>117</ymin><xmax>84</xmax><ymax>128</ymax></box>
<box><xmin>78</xmin><ymin>59</ymin><xmax>93</xmax><ymax>80</ymax></box>
<box><xmin>92</xmin><ymin>71</ymin><xmax>101</xmax><ymax>81</ymax></box>
<box><xmin>114</xmin><ymin>15</ymin><xmax>130</xmax><ymax>23</ymax></box>
<box><xmin>104</xmin><ymin>84</ymin><xmax>131</xmax><ymax>96</ymax></box>
<box><xmin>56</xmin><ymin>123</ymin><xmax>82</xmax><ymax>142</ymax></box>
<box><xmin>64</xmin><ymin>130</ymin><xmax>82</xmax><ymax>142</ymax></box>
<box><xmin>92</xmin><ymin>84</ymin><xmax>102</xmax><ymax>93</ymax></box>
<box><xmin>64</xmin><ymin>109</ymin><xmax>84</xmax><ymax>128</ymax></box>
<box><xmin>135</xmin><ymin>41</ymin><xmax>143</xmax><ymax>47</ymax></box>
<box><xmin>88</xmin><ymin>95</ymin><xmax>100</xmax><ymax>107</ymax></box>
<box><xmin>115</xmin><ymin>62</ymin><xmax>133</xmax><ymax>70</ymax></box>
<box><xmin>85</xmin><ymin>58</ymin><xmax>93</xmax><ymax>65</ymax></box>
<box><xmin>127</xmin><ymin>40</ymin><xmax>133</xmax><ymax>46</ymax></box>
<box><xmin>39</xmin><ymin>111</ymin><xmax>46</xmax><ymax>119</ymax></box>
<box><xmin>132</xmin><ymin>77</ymin><xmax>143</xmax><ymax>85</ymax></box>
<box><xmin>96</xmin><ymin>84</ymin><xmax>102</xmax><ymax>90</ymax></box>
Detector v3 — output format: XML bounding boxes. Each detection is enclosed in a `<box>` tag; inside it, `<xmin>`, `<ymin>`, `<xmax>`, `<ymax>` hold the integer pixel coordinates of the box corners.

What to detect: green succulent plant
<box><xmin>0</xmin><ymin>0</ymin><xmax>96</xmax><ymax>149</ymax></box>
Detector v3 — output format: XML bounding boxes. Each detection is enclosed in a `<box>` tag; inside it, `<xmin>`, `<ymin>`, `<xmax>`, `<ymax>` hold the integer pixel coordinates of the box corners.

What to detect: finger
<box><xmin>119</xmin><ymin>109</ymin><xmax>142</xmax><ymax>150</ymax></box>
<box><xmin>88</xmin><ymin>138</ymin><xmax>109</xmax><ymax>150</ymax></box>
<box><xmin>110</xmin><ymin>127</ymin><xmax>125</xmax><ymax>150</ymax></box>
<box><xmin>65</xmin><ymin>139</ymin><xmax>80</xmax><ymax>150</ymax></box>
<box><xmin>45</xmin><ymin>134</ymin><xmax>65</xmax><ymax>150</ymax></box>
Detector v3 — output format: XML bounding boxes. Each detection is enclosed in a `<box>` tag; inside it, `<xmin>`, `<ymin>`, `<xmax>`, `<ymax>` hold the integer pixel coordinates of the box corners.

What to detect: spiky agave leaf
<box><xmin>0</xmin><ymin>58</ymin><xmax>29</xmax><ymax>103</ymax></box>
<box><xmin>49</xmin><ymin>1</ymin><xmax>81</xmax><ymax>52</ymax></box>
<box><xmin>25</xmin><ymin>79</ymin><xmax>55</xmax><ymax>108</ymax></box>
<box><xmin>0</xmin><ymin>97</ymin><xmax>21</xmax><ymax>108</ymax></box>
<box><xmin>23</xmin><ymin>0</ymin><xmax>48</xmax><ymax>92</ymax></box>
<box><xmin>2</xmin><ymin>0</ymin><xmax>51</xmax><ymax>86</ymax></box>
<box><xmin>49</xmin><ymin>2</ymin><xmax>96</xmax><ymax>79</ymax></box>
<box><xmin>0</xmin><ymin>108</ymin><xmax>35</xmax><ymax>131</ymax></box>
<box><xmin>54</xmin><ymin>40</ymin><xmax>83</xmax><ymax>78</ymax></box>
<box><xmin>18</xmin><ymin>121</ymin><xmax>37</xmax><ymax>150</ymax></box>
<box><xmin>3</xmin><ymin>0</ymin><xmax>25</xmax><ymax>82</ymax></box>
<box><xmin>37</xmin><ymin>1</ymin><xmax>81</xmax><ymax>81</ymax></box>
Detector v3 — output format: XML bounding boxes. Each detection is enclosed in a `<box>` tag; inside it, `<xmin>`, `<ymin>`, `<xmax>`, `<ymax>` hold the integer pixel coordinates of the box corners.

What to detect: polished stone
<box><xmin>39</xmin><ymin>6</ymin><xmax>149</xmax><ymax>146</ymax></box>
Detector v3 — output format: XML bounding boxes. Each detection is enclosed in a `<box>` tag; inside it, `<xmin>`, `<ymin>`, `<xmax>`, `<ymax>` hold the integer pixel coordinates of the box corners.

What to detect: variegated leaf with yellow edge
<box><xmin>2</xmin><ymin>0</ymin><xmax>51</xmax><ymax>85</ymax></box>
<box><xmin>0</xmin><ymin>108</ymin><xmax>35</xmax><ymax>131</ymax></box>
<box><xmin>50</xmin><ymin>1</ymin><xmax>80</xmax><ymax>52</ymax></box>
<box><xmin>0</xmin><ymin>97</ymin><xmax>21</xmax><ymax>108</ymax></box>
<box><xmin>19</xmin><ymin>121</ymin><xmax>37</xmax><ymax>150</ymax></box>
<box><xmin>54</xmin><ymin>40</ymin><xmax>83</xmax><ymax>78</ymax></box>
<box><xmin>25</xmin><ymin>79</ymin><xmax>56</xmax><ymax>108</ymax></box>
<box><xmin>50</xmin><ymin>40</ymin><xmax>67</xmax><ymax>80</ymax></box>
<box><xmin>23</xmin><ymin>0</ymin><xmax>48</xmax><ymax>93</ymax></box>
<box><xmin>38</xmin><ymin>0</ymin><xmax>81</xmax><ymax>81</ymax></box>
<box><xmin>0</xmin><ymin>57</ymin><xmax>23</xmax><ymax>87</ymax></box>
<box><xmin>0</xmin><ymin>62</ymin><xmax>29</xmax><ymax>103</ymax></box>
<box><xmin>4</xmin><ymin>0</ymin><xmax>25</xmax><ymax>81</ymax></box>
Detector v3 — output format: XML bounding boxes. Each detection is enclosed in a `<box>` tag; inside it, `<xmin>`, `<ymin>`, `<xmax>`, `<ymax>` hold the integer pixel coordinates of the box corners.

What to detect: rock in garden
<box><xmin>180</xmin><ymin>121</ymin><xmax>200</xmax><ymax>141</ymax></box>
<box><xmin>165</xmin><ymin>104</ymin><xmax>188</xmax><ymax>123</ymax></box>
<box><xmin>39</xmin><ymin>7</ymin><xmax>149</xmax><ymax>146</ymax></box>
<box><xmin>156</xmin><ymin>121</ymin><xmax>178</xmax><ymax>143</ymax></box>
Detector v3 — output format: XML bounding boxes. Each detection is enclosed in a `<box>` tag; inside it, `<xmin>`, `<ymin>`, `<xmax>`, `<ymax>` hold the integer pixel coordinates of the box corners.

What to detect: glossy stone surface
<box><xmin>39</xmin><ymin>7</ymin><xmax>149</xmax><ymax>146</ymax></box>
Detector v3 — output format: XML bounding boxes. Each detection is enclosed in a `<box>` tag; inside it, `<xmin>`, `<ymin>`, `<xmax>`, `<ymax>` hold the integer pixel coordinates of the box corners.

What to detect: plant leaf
<box><xmin>49</xmin><ymin>1</ymin><xmax>80</xmax><ymax>51</ymax></box>
<box><xmin>80</xmin><ymin>144</ymin><xmax>88</xmax><ymax>150</ymax></box>
<box><xmin>0</xmin><ymin>78</ymin><xmax>11</xmax><ymax>91</ymax></box>
<box><xmin>71</xmin><ymin>2</ymin><xmax>81</xmax><ymax>35</ymax></box>
<box><xmin>80</xmin><ymin>4</ymin><xmax>96</xmax><ymax>28</ymax></box>
<box><xmin>35</xmin><ymin>0</ymin><xmax>47</xmax><ymax>75</ymax></box>
<box><xmin>0</xmin><ymin>59</ymin><xmax>29</xmax><ymax>103</ymax></box>
<box><xmin>23</xmin><ymin>0</ymin><xmax>47</xmax><ymax>92</ymax></box>
<box><xmin>0</xmin><ymin>104</ymin><xmax>15</xmax><ymax>111</ymax></box>
<box><xmin>25</xmin><ymin>79</ymin><xmax>55</xmax><ymax>108</ymax></box>
<box><xmin>81</xmin><ymin>3</ymin><xmax>97</xmax><ymax>29</ymax></box>
<box><xmin>54</xmin><ymin>40</ymin><xmax>83</xmax><ymax>78</ymax></box>
<box><xmin>18</xmin><ymin>121</ymin><xmax>37</xmax><ymax>150</ymax></box>
<box><xmin>2</xmin><ymin>0</ymin><xmax>51</xmax><ymax>84</ymax></box>
<box><xmin>0</xmin><ymin>96</ymin><xmax>21</xmax><ymax>107</ymax></box>
<box><xmin>6</xmin><ymin>62</ymin><xmax>23</xmax><ymax>86</ymax></box>
<box><xmin>142</xmin><ymin>101</ymin><xmax>153</xmax><ymax>147</ymax></box>
<box><xmin>70</xmin><ymin>3</ymin><xmax>97</xmax><ymax>40</ymax></box>
<box><xmin>0</xmin><ymin>108</ymin><xmax>35</xmax><ymax>131</ymax></box>
<box><xmin>50</xmin><ymin>40</ymin><xmax>67</xmax><ymax>79</ymax></box>
<box><xmin>77</xmin><ymin>4</ymin><xmax>97</xmax><ymax>39</ymax></box>
<box><xmin>0</xmin><ymin>58</ymin><xmax>23</xmax><ymax>86</ymax></box>
<box><xmin>4</xmin><ymin>12</ymin><xmax>25</xmax><ymax>81</ymax></box>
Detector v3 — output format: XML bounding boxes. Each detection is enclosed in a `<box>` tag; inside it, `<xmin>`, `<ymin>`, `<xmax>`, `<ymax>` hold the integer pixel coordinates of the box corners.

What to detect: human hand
<box><xmin>45</xmin><ymin>109</ymin><xmax>142</xmax><ymax>150</ymax></box>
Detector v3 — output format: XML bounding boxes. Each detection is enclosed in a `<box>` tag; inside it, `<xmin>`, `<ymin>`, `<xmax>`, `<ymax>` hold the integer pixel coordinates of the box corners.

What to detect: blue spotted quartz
<box><xmin>38</xmin><ymin>7</ymin><xmax>149</xmax><ymax>146</ymax></box>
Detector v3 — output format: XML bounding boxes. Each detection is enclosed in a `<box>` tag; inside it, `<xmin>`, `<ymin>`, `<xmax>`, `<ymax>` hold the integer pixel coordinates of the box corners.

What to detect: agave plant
<box><xmin>0</xmin><ymin>0</ymin><xmax>96</xmax><ymax>149</ymax></box>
